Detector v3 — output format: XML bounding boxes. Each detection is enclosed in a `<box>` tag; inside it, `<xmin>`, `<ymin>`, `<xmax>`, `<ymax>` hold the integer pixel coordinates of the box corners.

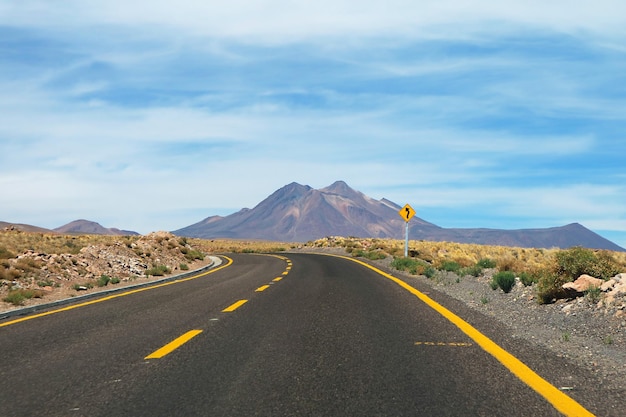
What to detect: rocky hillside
<box><xmin>0</xmin><ymin>231</ymin><xmax>207</xmax><ymax>312</ymax></box>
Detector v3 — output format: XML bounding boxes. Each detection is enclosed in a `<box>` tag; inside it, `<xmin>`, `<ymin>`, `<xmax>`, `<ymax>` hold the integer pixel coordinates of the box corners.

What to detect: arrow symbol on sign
<box><xmin>405</xmin><ymin>207</ymin><xmax>410</xmax><ymax>220</ymax></box>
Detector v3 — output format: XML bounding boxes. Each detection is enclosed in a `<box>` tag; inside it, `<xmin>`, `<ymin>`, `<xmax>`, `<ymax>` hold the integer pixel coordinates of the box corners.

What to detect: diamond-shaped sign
<box><xmin>398</xmin><ymin>204</ymin><xmax>415</xmax><ymax>222</ymax></box>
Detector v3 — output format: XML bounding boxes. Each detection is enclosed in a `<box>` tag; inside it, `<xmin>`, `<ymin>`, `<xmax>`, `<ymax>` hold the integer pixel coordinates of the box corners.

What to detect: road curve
<box><xmin>0</xmin><ymin>252</ymin><xmax>609</xmax><ymax>416</ymax></box>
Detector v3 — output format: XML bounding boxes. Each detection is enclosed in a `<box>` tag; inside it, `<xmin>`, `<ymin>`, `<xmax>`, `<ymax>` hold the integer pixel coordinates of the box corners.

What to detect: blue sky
<box><xmin>1</xmin><ymin>1</ymin><xmax>625</xmax><ymax>248</ymax></box>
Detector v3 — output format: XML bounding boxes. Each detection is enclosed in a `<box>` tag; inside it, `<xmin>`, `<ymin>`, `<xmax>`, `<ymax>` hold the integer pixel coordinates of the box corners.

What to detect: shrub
<box><xmin>477</xmin><ymin>258</ymin><xmax>497</xmax><ymax>269</ymax></box>
<box><xmin>37</xmin><ymin>279</ymin><xmax>55</xmax><ymax>287</ymax></box>
<box><xmin>439</xmin><ymin>260</ymin><xmax>461</xmax><ymax>273</ymax></box>
<box><xmin>3</xmin><ymin>289</ymin><xmax>44</xmax><ymax>306</ymax></box>
<box><xmin>536</xmin><ymin>270</ymin><xmax>568</xmax><ymax>304</ymax></box>
<box><xmin>463</xmin><ymin>264</ymin><xmax>484</xmax><ymax>277</ymax></box>
<box><xmin>553</xmin><ymin>246</ymin><xmax>621</xmax><ymax>281</ymax></box>
<box><xmin>110</xmin><ymin>276</ymin><xmax>120</xmax><ymax>284</ymax></box>
<box><xmin>145</xmin><ymin>265</ymin><xmax>171</xmax><ymax>276</ymax></box>
<box><xmin>591</xmin><ymin>251</ymin><xmax>622</xmax><ymax>280</ymax></box>
<box><xmin>185</xmin><ymin>249</ymin><xmax>204</xmax><ymax>262</ymax></box>
<box><xmin>518</xmin><ymin>271</ymin><xmax>537</xmax><ymax>287</ymax></box>
<box><xmin>585</xmin><ymin>285</ymin><xmax>602</xmax><ymax>304</ymax></box>
<box><xmin>97</xmin><ymin>275</ymin><xmax>111</xmax><ymax>287</ymax></box>
<box><xmin>554</xmin><ymin>247</ymin><xmax>597</xmax><ymax>280</ymax></box>
<box><xmin>391</xmin><ymin>257</ymin><xmax>418</xmax><ymax>271</ymax></box>
<box><xmin>492</xmin><ymin>271</ymin><xmax>516</xmax><ymax>293</ymax></box>
<box><xmin>362</xmin><ymin>250</ymin><xmax>387</xmax><ymax>260</ymax></box>
<box><xmin>536</xmin><ymin>247</ymin><xmax>624</xmax><ymax>304</ymax></box>
<box><xmin>179</xmin><ymin>263</ymin><xmax>189</xmax><ymax>270</ymax></box>
<box><xmin>3</xmin><ymin>290</ymin><xmax>26</xmax><ymax>305</ymax></box>
<box><xmin>423</xmin><ymin>266</ymin><xmax>437</xmax><ymax>278</ymax></box>
<box><xmin>391</xmin><ymin>257</ymin><xmax>431</xmax><ymax>275</ymax></box>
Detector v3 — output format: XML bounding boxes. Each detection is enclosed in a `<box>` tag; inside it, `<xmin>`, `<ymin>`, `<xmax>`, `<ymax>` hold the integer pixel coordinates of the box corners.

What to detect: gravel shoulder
<box><xmin>299</xmin><ymin>247</ymin><xmax>626</xmax><ymax>392</ymax></box>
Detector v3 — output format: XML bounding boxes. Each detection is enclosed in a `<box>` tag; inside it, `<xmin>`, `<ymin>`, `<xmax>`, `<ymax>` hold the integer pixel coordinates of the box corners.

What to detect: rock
<box><xmin>562</xmin><ymin>274</ymin><xmax>604</xmax><ymax>294</ymax></box>
<box><xmin>601</xmin><ymin>279</ymin><xmax>616</xmax><ymax>292</ymax></box>
<box><xmin>613</xmin><ymin>282</ymin><xmax>626</xmax><ymax>295</ymax></box>
<box><xmin>614</xmin><ymin>273</ymin><xmax>626</xmax><ymax>282</ymax></box>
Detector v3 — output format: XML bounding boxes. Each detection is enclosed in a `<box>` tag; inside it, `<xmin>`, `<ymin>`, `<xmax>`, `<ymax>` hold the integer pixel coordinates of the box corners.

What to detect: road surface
<box><xmin>0</xmin><ymin>253</ymin><xmax>608</xmax><ymax>416</ymax></box>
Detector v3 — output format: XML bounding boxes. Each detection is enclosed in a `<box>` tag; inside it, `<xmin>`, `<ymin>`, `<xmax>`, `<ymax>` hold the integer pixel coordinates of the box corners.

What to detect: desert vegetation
<box><xmin>2</xmin><ymin>229</ymin><xmax>625</xmax><ymax>310</ymax></box>
<box><xmin>0</xmin><ymin>230</ymin><xmax>208</xmax><ymax>307</ymax></box>
<box><xmin>305</xmin><ymin>236</ymin><xmax>626</xmax><ymax>305</ymax></box>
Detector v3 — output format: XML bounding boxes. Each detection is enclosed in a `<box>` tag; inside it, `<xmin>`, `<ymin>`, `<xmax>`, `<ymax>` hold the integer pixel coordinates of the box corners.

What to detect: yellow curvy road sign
<box><xmin>399</xmin><ymin>204</ymin><xmax>415</xmax><ymax>222</ymax></box>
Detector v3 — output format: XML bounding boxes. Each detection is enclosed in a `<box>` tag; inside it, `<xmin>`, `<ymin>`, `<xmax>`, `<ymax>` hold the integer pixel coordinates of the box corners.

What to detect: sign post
<box><xmin>398</xmin><ymin>204</ymin><xmax>416</xmax><ymax>257</ymax></box>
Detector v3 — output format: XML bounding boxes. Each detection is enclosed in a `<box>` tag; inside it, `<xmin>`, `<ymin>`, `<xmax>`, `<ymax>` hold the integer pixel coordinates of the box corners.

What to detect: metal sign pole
<box><xmin>404</xmin><ymin>221</ymin><xmax>409</xmax><ymax>257</ymax></box>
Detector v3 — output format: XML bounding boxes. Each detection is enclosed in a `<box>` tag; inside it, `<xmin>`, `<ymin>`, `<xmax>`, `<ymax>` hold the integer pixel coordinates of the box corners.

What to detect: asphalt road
<box><xmin>0</xmin><ymin>253</ymin><xmax>608</xmax><ymax>416</ymax></box>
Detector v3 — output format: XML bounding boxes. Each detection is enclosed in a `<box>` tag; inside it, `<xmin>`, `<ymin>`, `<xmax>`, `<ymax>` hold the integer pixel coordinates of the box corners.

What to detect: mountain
<box><xmin>173</xmin><ymin>181</ymin><xmax>625</xmax><ymax>251</ymax></box>
<box><xmin>176</xmin><ymin>181</ymin><xmax>425</xmax><ymax>241</ymax></box>
<box><xmin>54</xmin><ymin>220</ymin><xmax>139</xmax><ymax>236</ymax></box>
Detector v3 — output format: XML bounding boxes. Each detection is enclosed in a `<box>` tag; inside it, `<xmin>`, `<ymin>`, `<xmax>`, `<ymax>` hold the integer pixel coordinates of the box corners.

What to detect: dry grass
<box><xmin>189</xmin><ymin>238</ymin><xmax>296</xmax><ymax>254</ymax></box>
<box><xmin>3</xmin><ymin>231</ymin><xmax>624</xmax><ymax>275</ymax></box>
<box><xmin>0</xmin><ymin>230</ymin><xmax>138</xmax><ymax>256</ymax></box>
<box><xmin>305</xmin><ymin>237</ymin><xmax>626</xmax><ymax>304</ymax></box>
<box><xmin>2</xmin><ymin>231</ymin><xmax>626</xmax><ymax>309</ymax></box>
<box><xmin>306</xmin><ymin>236</ymin><xmax>561</xmax><ymax>271</ymax></box>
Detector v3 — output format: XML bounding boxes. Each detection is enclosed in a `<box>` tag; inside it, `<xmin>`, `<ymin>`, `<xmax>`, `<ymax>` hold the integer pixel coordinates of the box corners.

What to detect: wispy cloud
<box><xmin>1</xmin><ymin>1</ymin><xmax>625</xmax><ymax>247</ymax></box>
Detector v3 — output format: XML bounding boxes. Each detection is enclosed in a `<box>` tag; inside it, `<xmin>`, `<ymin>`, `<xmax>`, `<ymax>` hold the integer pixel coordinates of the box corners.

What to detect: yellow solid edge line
<box><xmin>255</xmin><ymin>285</ymin><xmax>270</xmax><ymax>292</ymax></box>
<box><xmin>145</xmin><ymin>329</ymin><xmax>203</xmax><ymax>359</ymax></box>
<box><xmin>322</xmin><ymin>253</ymin><xmax>595</xmax><ymax>417</ymax></box>
<box><xmin>222</xmin><ymin>299</ymin><xmax>248</xmax><ymax>312</ymax></box>
<box><xmin>1</xmin><ymin>257</ymin><xmax>234</xmax><ymax>328</ymax></box>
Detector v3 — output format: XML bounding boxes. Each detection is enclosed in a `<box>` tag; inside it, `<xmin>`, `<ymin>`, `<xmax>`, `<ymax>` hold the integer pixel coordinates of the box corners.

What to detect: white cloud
<box><xmin>1</xmin><ymin>0</ymin><xmax>625</xmax><ymax>242</ymax></box>
<box><xmin>4</xmin><ymin>1</ymin><xmax>626</xmax><ymax>42</ymax></box>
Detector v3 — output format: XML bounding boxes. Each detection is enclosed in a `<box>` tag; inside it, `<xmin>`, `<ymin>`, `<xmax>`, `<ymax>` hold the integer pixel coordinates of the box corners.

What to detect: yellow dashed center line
<box><xmin>255</xmin><ymin>285</ymin><xmax>270</xmax><ymax>292</ymax></box>
<box><xmin>222</xmin><ymin>299</ymin><xmax>248</xmax><ymax>312</ymax></box>
<box><xmin>145</xmin><ymin>330</ymin><xmax>202</xmax><ymax>359</ymax></box>
<box><xmin>272</xmin><ymin>277</ymin><xmax>283</xmax><ymax>282</ymax></box>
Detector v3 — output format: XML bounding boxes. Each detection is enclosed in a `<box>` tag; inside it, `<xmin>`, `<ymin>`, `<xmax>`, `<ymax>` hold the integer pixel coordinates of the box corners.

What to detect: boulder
<box><xmin>601</xmin><ymin>279</ymin><xmax>616</xmax><ymax>292</ymax></box>
<box><xmin>562</xmin><ymin>274</ymin><xmax>604</xmax><ymax>294</ymax></box>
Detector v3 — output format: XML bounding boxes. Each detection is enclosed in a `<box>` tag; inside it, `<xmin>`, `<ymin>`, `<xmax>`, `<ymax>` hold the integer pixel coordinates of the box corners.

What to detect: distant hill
<box><xmin>173</xmin><ymin>181</ymin><xmax>625</xmax><ymax>251</ymax></box>
<box><xmin>53</xmin><ymin>220</ymin><xmax>139</xmax><ymax>236</ymax></box>
<box><xmin>410</xmin><ymin>223</ymin><xmax>623</xmax><ymax>251</ymax></box>
<box><xmin>0</xmin><ymin>221</ymin><xmax>55</xmax><ymax>234</ymax></box>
